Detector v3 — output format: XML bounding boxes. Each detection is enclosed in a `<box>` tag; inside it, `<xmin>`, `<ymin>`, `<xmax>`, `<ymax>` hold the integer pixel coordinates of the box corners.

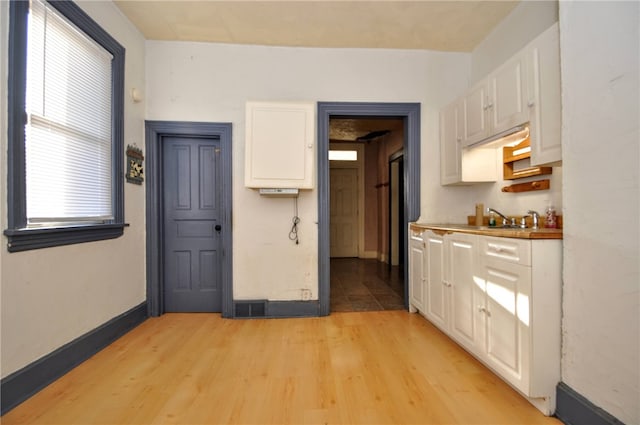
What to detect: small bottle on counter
<box><xmin>489</xmin><ymin>212</ymin><xmax>496</xmax><ymax>227</ymax></box>
<box><xmin>545</xmin><ymin>205</ymin><xmax>557</xmax><ymax>228</ymax></box>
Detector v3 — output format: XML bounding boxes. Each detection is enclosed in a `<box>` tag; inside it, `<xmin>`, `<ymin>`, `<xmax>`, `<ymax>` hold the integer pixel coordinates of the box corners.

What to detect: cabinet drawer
<box><xmin>481</xmin><ymin>236</ymin><xmax>531</xmax><ymax>266</ymax></box>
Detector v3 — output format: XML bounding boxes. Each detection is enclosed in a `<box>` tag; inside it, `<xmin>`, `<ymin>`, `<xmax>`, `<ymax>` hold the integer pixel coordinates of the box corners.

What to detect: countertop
<box><xmin>410</xmin><ymin>222</ymin><xmax>563</xmax><ymax>240</ymax></box>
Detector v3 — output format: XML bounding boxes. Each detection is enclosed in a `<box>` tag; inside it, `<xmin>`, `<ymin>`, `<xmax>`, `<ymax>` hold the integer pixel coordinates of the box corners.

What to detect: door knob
<box><xmin>215</xmin><ymin>224</ymin><xmax>222</xmax><ymax>231</ymax></box>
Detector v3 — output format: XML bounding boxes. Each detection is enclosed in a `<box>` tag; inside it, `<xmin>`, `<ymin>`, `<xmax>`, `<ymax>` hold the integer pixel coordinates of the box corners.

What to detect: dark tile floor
<box><xmin>330</xmin><ymin>258</ymin><xmax>406</xmax><ymax>312</ymax></box>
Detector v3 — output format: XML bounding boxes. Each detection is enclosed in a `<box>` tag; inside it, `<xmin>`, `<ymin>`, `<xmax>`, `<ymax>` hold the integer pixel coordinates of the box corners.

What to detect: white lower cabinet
<box><xmin>480</xmin><ymin>255</ymin><xmax>532</xmax><ymax>394</ymax></box>
<box><xmin>419</xmin><ymin>230</ymin><xmax>482</xmax><ymax>354</ymax></box>
<box><xmin>408</xmin><ymin>228</ymin><xmax>425</xmax><ymax>311</ymax></box>
<box><xmin>409</xmin><ymin>229</ymin><xmax>562</xmax><ymax>415</ymax></box>
<box><xmin>423</xmin><ymin>231</ymin><xmax>446</xmax><ymax>329</ymax></box>
<box><xmin>446</xmin><ymin>233</ymin><xmax>482</xmax><ymax>355</ymax></box>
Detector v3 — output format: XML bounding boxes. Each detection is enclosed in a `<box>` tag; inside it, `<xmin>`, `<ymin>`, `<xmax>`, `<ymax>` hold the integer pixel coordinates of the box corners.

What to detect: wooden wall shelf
<box><xmin>502</xmin><ymin>179</ymin><xmax>550</xmax><ymax>193</ymax></box>
<box><xmin>503</xmin><ymin>137</ymin><xmax>552</xmax><ymax>181</ymax></box>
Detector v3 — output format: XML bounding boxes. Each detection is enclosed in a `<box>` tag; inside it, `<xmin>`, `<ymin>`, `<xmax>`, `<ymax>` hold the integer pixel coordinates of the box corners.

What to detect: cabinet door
<box><xmin>446</xmin><ymin>233</ymin><xmax>481</xmax><ymax>353</ymax></box>
<box><xmin>482</xmin><ymin>257</ymin><xmax>531</xmax><ymax>395</ymax></box>
<box><xmin>409</xmin><ymin>231</ymin><xmax>425</xmax><ymax>311</ymax></box>
<box><xmin>526</xmin><ymin>23</ymin><xmax>562</xmax><ymax>166</ymax></box>
<box><xmin>440</xmin><ymin>100</ymin><xmax>463</xmax><ymax>185</ymax></box>
<box><xmin>245</xmin><ymin>101</ymin><xmax>315</xmax><ymax>188</ymax></box>
<box><xmin>489</xmin><ymin>53</ymin><xmax>528</xmax><ymax>135</ymax></box>
<box><xmin>424</xmin><ymin>231</ymin><xmax>447</xmax><ymax>330</ymax></box>
<box><xmin>462</xmin><ymin>81</ymin><xmax>489</xmax><ymax>146</ymax></box>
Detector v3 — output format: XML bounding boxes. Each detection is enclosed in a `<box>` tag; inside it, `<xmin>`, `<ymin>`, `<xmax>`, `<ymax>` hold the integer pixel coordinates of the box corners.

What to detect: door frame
<box><xmin>389</xmin><ymin>149</ymin><xmax>404</xmax><ymax>267</ymax></box>
<box><xmin>145</xmin><ymin>121</ymin><xmax>233</xmax><ymax>317</ymax></box>
<box><xmin>317</xmin><ymin>102</ymin><xmax>421</xmax><ymax>316</ymax></box>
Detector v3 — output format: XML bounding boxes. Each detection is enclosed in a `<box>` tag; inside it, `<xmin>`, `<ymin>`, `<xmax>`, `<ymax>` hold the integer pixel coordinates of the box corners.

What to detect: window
<box><xmin>329</xmin><ymin>150</ymin><xmax>358</xmax><ymax>161</ymax></box>
<box><xmin>5</xmin><ymin>0</ymin><xmax>125</xmax><ymax>252</ymax></box>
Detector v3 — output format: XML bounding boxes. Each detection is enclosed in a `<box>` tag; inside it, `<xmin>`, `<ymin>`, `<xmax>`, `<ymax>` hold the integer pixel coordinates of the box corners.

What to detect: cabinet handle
<box><xmin>489</xmin><ymin>243</ymin><xmax>505</xmax><ymax>252</ymax></box>
<box><xmin>528</xmin><ymin>100</ymin><xmax>535</xmax><ymax>107</ymax></box>
<box><xmin>478</xmin><ymin>306</ymin><xmax>491</xmax><ymax>317</ymax></box>
<box><xmin>443</xmin><ymin>281</ymin><xmax>452</xmax><ymax>287</ymax></box>
<box><xmin>456</xmin><ymin>137</ymin><xmax>462</xmax><ymax>143</ymax></box>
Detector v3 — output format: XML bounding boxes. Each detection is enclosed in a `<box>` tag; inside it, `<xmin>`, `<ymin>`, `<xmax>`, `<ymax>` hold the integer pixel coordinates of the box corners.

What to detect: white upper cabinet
<box><xmin>440</xmin><ymin>97</ymin><xmax>499</xmax><ymax>186</ymax></box>
<box><xmin>442</xmin><ymin>23</ymin><xmax>562</xmax><ymax>184</ymax></box>
<box><xmin>463</xmin><ymin>82</ymin><xmax>490</xmax><ymax>145</ymax></box>
<box><xmin>489</xmin><ymin>53</ymin><xmax>529</xmax><ymax>135</ymax></box>
<box><xmin>525</xmin><ymin>23</ymin><xmax>562</xmax><ymax>166</ymax></box>
<box><xmin>440</xmin><ymin>99</ymin><xmax>463</xmax><ymax>185</ymax></box>
<box><xmin>245</xmin><ymin>101</ymin><xmax>315</xmax><ymax>189</ymax></box>
<box><xmin>462</xmin><ymin>52</ymin><xmax>528</xmax><ymax>148</ymax></box>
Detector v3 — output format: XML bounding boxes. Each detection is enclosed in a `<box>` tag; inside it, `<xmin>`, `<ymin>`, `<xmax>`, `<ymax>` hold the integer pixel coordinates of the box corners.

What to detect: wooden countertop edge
<box><xmin>410</xmin><ymin>223</ymin><xmax>563</xmax><ymax>240</ymax></box>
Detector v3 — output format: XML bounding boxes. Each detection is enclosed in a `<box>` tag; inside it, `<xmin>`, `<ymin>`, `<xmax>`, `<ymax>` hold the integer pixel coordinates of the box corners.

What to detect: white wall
<box><xmin>559</xmin><ymin>2</ymin><xmax>639</xmax><ymax>424</ymax></box>
<box><xmin>471</xmin><ymin>0</ymin><xmax>558</xmax><ymax>84</ymax></box>
<box><xmin>146</xmin><ymin>42</ymin><xmax>470</xmax><ymax>300</ymax></box>
<box><xmin>0</xmin><ymin>1</ymin><xmax>147</xmax><ymax>378</ymax></box>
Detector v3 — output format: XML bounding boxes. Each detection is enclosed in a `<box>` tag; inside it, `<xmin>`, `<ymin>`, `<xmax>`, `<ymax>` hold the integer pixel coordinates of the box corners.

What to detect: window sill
<box><xmin>4</xmin><ymin>223</ymin><xmax>128</xmax><ymax>252</ymax></box>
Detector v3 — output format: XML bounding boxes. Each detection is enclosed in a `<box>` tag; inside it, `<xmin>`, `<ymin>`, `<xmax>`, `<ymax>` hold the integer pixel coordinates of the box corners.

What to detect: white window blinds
<box><xmin>25</xmin><ymin>0</ymin><xmax>114</xmax><ymax>226</ymax></box>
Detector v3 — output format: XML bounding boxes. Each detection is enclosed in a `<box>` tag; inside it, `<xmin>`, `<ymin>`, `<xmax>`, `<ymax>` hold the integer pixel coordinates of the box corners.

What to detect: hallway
<box><xmin>330</xmin><ymin>258</ymin><xmax>405</xmax><ymax>312</ymax></box>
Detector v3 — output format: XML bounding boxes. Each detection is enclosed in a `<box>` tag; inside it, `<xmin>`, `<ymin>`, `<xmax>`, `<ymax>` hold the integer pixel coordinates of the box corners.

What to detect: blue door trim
<box><xmin>145</xmin><ymin>121</ymin><xmax>233</xmax><ymax>318</ymax></box>
<box><xmin>317</xmin><ymin>102</ymin><xmax>421</xmax><ymax>316</ymax></box>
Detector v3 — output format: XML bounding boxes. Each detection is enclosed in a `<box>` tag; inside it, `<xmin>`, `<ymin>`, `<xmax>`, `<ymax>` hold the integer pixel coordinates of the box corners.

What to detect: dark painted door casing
<box><xmin>162</xmin><ymin>136</ymin><xmax>222</xmax><ymax>312</ymax></box>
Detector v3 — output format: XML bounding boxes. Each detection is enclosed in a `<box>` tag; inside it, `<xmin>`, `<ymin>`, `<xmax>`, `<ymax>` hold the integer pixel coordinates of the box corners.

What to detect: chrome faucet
<box><xmin>487</xmin><ymin>207</ymin><xmax>510</xmax><ymax>226</ymax></box>
<box><xmin>527</xmin><ymin>210</ymin><xmax>540</xmax><ymax>229</ymax></box>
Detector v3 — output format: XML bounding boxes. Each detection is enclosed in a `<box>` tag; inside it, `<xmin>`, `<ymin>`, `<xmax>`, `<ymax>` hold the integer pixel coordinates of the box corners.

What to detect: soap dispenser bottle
<box><xmin>488</xmin><ymin>211</ymin><xmax>496</xmax><ymax>227</ymax></box>
<box><xmin>545</xmin><ymin>204</ymin><xmax>557</xmax><ymax>228</ymax></box>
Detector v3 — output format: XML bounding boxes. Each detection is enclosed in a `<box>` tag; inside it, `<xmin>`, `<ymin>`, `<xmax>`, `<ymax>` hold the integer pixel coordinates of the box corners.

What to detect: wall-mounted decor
<box><xmin>126</xmin><ymin>145</ymin><xmax>144</xmax><ymax>185</ymax></box>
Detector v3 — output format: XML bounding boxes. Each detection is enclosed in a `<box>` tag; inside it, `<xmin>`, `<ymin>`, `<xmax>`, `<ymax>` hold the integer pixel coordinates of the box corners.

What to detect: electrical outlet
<box><xmin>301</xmin><ymin>289</ymin><xmax>311</xmax><ymax>301</ymax></box>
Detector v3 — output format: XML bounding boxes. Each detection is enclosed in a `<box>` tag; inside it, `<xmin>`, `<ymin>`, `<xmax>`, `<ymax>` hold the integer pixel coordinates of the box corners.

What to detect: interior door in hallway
<box><xmin>163</xmin><ymin>136</ymin><xmax>222</xmax><ymax>312</ymax></box>
<box><xmin>330</xmin><ymin>167</ymin><xmax>359</xmax><ymax>257</ymax></box>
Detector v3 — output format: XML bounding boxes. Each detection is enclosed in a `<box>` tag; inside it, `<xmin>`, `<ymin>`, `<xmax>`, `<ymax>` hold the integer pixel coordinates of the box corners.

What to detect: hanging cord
<box><xmin>289</xmin><ymin>197</ymin><xmax>300</xmax><ymax>245</ymax></box>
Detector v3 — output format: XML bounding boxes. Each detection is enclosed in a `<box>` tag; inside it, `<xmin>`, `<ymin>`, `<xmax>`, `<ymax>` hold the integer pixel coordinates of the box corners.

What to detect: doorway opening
<box><xmin>317</xmin><ymin>103</ymin><xmax>421</xmax><ymax>316</ymax></box>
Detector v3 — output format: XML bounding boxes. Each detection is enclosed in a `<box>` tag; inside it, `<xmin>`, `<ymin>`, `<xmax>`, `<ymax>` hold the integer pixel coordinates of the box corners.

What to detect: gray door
<box><xmin>163</xmin><ymin>136</ymin><xmax>222</xmax><ymax>312</ymax></box>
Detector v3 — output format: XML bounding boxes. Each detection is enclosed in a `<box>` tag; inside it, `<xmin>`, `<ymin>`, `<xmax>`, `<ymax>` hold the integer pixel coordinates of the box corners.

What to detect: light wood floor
<box><xmin>2</xmin><ymin>311</ymin><xmax>563</xmax><ymax>425</ymax></box>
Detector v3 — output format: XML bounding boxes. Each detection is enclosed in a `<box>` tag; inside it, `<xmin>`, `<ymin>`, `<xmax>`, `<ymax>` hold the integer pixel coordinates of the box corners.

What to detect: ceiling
<box><xmin>330</xmin><ymin>117</ymin><xmax>404</xmax><ymax>142</ymax></box>
<box><xmin>114</xmin><ymin>1</ymin><xmax>521</xmax><ymax>142</ymax></box>
<box><xmin>114</xmin><ymin>1</ymin><xmax>520</xmax><ymax>52</ymax></box>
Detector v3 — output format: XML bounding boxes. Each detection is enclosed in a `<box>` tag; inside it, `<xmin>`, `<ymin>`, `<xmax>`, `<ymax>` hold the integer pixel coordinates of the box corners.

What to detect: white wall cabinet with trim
<box><xmin>463</xmin><ymin>51</ymin><xmax>528</xmax><ymax>148</ymax></box>
<box><xmin>409</xmin><ymin>228</ymin><xmax>562</xmax><ymax>415</ymax></box>
<box><xmin>525</xmin><ymin>23</ymin><xmax>562</xmax><ymax>166</ymax></box>
<box><xmin>440</xmin><ymin>23</ymin><xmax>562</xmax><ymax>185</ymax></box>
<box><xmin>245</xmin><ymin>101</ymin><xmax>315</xmax><ymax>189</ymax></box>
<box><xmin>440</xmin><ymin>99</ymin><xmax>499</xmax><ymax>185</ymax></box>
